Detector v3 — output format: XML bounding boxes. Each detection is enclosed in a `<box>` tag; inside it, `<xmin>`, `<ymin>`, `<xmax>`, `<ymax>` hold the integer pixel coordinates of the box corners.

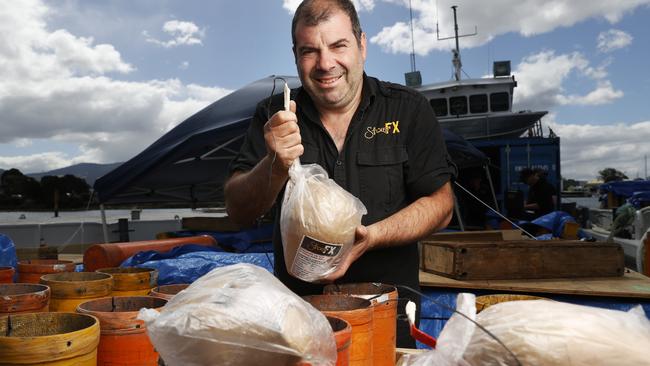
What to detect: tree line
<box><xmin>0</xmin><ymin>169</ymin><xmax>92</xmax><ymax>210</ymax></box>
<box><xmin>562</xmin><ymin>167</ymin><xmax>631</xmax><ymax>191</ymax></box>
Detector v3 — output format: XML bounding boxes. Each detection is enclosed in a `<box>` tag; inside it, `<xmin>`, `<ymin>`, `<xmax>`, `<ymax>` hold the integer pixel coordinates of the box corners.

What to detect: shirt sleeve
<box><xmin>228</xmin><ymin>101</ymin><xmax>270</xmax><ymax>175</ymax></box>
<box><xmin>404</xmin><ymin>94</ymin><xmax>457</xmax><ymax>199</ymax></box>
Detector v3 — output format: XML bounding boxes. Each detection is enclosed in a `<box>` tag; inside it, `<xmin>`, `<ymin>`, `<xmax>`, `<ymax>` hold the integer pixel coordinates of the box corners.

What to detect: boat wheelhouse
<box><xmin>416</xmin><ymin>74</ymin><xmax>547</xmax><ymax>140</ymax></box>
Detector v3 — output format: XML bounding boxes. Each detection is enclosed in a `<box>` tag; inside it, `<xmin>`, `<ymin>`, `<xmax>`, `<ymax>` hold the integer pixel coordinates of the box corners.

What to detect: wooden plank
<box><xmin>396</xmin><ymin>348</ymin><xmax>426</xmax><ymax>363</ymax></box>
<box><xmin>58</xmin><ymin>254</ymin><xmax>84</xmax><ymax>264</ymax></box>
<box><xmin>419</xmin><ymin>269</ymin><xmax>650</xmax><ymax>299</ymax></box>
<box><xmin>420</xmin><ymin>240</ymin><xmax>624</xmax><ymax>280</ymax></box>
<box><xmin>424</xmin><ymin>230</ymin><xmax>522</xmax><ymax>242</ymax></box>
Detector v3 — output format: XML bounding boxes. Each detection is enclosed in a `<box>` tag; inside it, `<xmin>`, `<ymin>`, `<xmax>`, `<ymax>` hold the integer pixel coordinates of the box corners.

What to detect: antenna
<box><xmin>409</xmin><ymin>0</ymin><xmax>416</xmax><ymax>72</ymax></box>
<box><xmin>436</xmin><ymin>5</ymin><xmax>477</xmax><ymax>81</ymax></box>
<box><xmin>404</xmin><ymin>0</ymin><xmax>422</xmax><ymax>87</ymax></box>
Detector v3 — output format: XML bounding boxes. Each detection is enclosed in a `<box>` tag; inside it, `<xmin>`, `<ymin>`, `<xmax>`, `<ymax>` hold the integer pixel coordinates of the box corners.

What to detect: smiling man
<box><xmin>225</xmin><ymin>0</ymin><xmax>456</xmax><ymax>347</ymax></box>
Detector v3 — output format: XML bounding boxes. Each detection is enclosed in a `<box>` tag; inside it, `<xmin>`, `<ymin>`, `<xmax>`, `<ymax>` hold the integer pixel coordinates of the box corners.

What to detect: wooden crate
<box><xmin>420</xmin><ymin>230</ymin><xmax>523</xmax><ymax>270</ymax></box>
<box><xmin>420</xmin><ymin>240</ymin><xmax>625</xmax><ymax>280</ymax></box>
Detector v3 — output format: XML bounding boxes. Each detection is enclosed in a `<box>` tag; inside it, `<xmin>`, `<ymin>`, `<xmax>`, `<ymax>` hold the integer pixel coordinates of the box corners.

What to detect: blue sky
<box><xmin>1</xmin><ymin>0</ymin><xmax>649</xmax><ymax>180</ymax></box>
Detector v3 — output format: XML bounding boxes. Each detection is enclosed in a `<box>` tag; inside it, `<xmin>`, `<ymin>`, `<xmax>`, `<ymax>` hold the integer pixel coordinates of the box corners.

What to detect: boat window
<box><xmin>469</xmin><ymin>94</ymin><xmax>488</xmax><ymax>113</ymax></box>
<box><xmin>449</xmin><ymin>96</ymin><xmax>467</xmax><ymax>115</ymax></box>
<box><xmin>430</xmin><ymin>98</ymin><xmax>448</xmax><ymax>117</ymax></box>
<box><xmin>490</xmin><ymin>92</ymin><xmax>509</xmax><ymax>112</ymax></box>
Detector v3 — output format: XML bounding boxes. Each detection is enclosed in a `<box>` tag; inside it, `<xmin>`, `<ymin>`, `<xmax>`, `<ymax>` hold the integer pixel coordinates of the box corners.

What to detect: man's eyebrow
<box><xmin>297</xmin><ymin>45</ymin><xmax>317</xmax><ymax>53</ymax></box>
<box><xmin>331</xmin><ymin>38</ymin><xmax>349</xmax><ymax>46</ymax></box>
<box><xmin>296</xmin><ymin>38</ymin><xmax>350</xmax><ymax>53</ymax></box>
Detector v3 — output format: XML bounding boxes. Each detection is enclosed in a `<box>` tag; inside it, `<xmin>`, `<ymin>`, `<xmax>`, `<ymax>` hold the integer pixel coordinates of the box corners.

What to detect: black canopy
<box><xmin>94</xmin><ymin>75</ymin><xmax>486</xmax><ymax>205</ymax></box>
<box><xmin>443</xmin><ymin>128</ymin><xmax>488</xmax><ymax>169</ymax></box>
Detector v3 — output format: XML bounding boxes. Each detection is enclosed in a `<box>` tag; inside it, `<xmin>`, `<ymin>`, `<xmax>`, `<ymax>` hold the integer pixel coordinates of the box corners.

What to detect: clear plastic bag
<box><xmin>399</xmin><ymin>293</ymin><xmax>650</xmax><ymax>366</ymax></box>
<box><xmin>138</xmin><ymin>263</ymin><xmax>337</xmax><ymax>366</ymax></box>
<box><xmin>281</xmin><ymin>160</ymin><xmax>367</xmax><ymax>282</ymax></box>
<box><xmin>463</xmin><ymin>299</ymin><xmax>650</xmax><ymax>365</ymax></box>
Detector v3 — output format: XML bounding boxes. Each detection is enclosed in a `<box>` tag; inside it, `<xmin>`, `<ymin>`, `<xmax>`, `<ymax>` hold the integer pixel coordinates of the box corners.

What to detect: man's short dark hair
<box><xmin>519</xmin><ymin>168</ymin><xmax>535</xmax><ymax>184</ymax></box>
<box><xmin>291</xmin><ymin>0</ymin><xmax>363</xmax><ymax>47</ymax></box>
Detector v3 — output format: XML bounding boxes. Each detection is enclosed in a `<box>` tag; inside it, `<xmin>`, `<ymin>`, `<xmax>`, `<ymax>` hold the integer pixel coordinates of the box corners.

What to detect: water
<box><xmin>561</xmin><ymin>196</ymin><xmax>600</xmax><ymax>209</ymax></box>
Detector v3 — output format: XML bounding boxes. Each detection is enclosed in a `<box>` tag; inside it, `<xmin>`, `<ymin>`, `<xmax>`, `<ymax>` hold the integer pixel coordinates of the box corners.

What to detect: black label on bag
<box><xmin>300</xmin><ymin>236</ymin><xmax>342</xmax><ymax>257</ymax></box>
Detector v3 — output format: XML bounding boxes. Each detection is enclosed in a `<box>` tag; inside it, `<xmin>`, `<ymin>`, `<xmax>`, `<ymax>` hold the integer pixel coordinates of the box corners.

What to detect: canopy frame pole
<box><xmin>100</xmin><ymin>204</ymin><xmax>109</xmax><ymax>243</ymax></box>
<box><xmin>484</xmin><ymin>164</ymin><xmax>500</xmax><ymax>212</ymax></box>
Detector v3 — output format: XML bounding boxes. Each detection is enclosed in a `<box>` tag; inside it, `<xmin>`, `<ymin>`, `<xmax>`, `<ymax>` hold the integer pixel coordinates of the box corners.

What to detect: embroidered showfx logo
<box><xmin>364</xmin><ymin>121</ymin><xmax>400</xmax><ymax>139</ymax></box>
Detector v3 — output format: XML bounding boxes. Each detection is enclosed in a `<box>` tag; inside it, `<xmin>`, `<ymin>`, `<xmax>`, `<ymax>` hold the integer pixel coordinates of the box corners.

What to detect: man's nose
<box><xmin>316</xmin><ymin>49</ymin><xmax>336</xmax><ymax>71</ymax></box>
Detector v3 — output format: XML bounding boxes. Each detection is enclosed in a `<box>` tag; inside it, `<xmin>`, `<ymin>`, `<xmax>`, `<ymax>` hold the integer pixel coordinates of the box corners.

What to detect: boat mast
<box><xmin>437</xmin><ymin>5</ymin><xmax>476</xmax><ymax>81</ymax></box>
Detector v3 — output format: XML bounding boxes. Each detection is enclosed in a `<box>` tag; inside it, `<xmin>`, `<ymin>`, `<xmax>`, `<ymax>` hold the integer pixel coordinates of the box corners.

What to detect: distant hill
<box><xmin>26</xmin><ymin>162</ymin><xmax>123</xmax><ymax>186</ymax></box>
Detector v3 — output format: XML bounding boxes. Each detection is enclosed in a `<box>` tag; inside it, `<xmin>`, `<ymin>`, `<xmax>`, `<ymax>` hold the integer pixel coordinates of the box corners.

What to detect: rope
<box><xmin>453</xmin><ymin>181</ymin><xmax>538</xmax><ymax>240</ymax></box>
<box><xmin>54</xmin><ymin>189</ymin><xmax>96</xmax><ymax>252</ymax></box>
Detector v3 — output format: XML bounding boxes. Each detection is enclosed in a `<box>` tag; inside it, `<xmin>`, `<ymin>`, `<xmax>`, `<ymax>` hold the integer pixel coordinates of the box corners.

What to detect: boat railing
<box><xmin>635</xmin><ymin>206</ymin><xmax>650</xmax><ymax>240</ymax></box>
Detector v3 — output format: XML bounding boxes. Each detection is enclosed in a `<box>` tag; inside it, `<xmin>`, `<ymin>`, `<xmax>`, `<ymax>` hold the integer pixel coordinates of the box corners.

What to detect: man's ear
<box><xmin>360</xmin><ymin>32</ymin><xmax>367</xmax><ymax>61</ymax></box>
<box><xmin>292</xmin><ymin>46</ymin><xmax>297</xmax><ymax>65</ymax></box>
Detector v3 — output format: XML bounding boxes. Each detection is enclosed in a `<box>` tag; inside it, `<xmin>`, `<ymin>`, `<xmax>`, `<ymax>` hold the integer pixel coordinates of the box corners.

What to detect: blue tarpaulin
<box><xmin>529</xmin><ymin>211</ymin><xmax>585</xmax><ymax>239</ymax></box>
<box><xmin>0</xmin><ymin>234</ymin><xmax>17</xmax><ymax>280</ymax></box>
<box><xmin>121</xmin><ymin>245</ymin><xmax>274</xmax><ymax>284</ymax></box>
<box><xmin>418</xmin><ymin>289</ymin><xmax>458</xmax><ymax>349</ymax></box>
<box><xmin>169</xmin><ymin>225</ymin><xmax>273</xmax><ymax>253</ymax></box>
<box><xmin>511</xmin><ymin>211</ymin><xmax>585</xmax><ymax>240</ymax></box>
<box><xmin>628</xmin><ymin>191</ymin><xmax>650</xmax><ymax>209</ymax></box>
<box><xmin>600</xmin><ymin>180</ymin><xmax>650</xmax><ymax>198</ymax></box>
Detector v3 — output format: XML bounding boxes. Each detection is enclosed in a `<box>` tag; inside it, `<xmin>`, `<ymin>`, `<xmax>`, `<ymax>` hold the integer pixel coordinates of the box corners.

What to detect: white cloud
<box><xmin>370</xmin><ymin>0</ymin><xmax>649</xmax><ymax>55</ymax></box>
<box><xmin>548</xmin><ymin>118</ymin><xmax>650</xmax><ymax>180</ymax></box>
<box><xmin>559</xmin><ymin>81</ymin><xmax>623</xmax><ymax>106</ymax></box>
<box><xmin>0</xmin><ymin>0</ymin><xmax>231</xmax><ymax>172</ymax></box>
<box><xmin>46</xmin><ymin>30</ymin><xmax>134</xmax><ymax>75</ymax></box>
<box><xmin>179</xmin><ymin>61</ymin><xmax>189</xmax><ymax>70</ymax></box>
<box><xmin>597</xmin><ymin>29</ymin><xmax>633</xmax><ymax>52</ymax></box>
<box><xmin>12</xmin><ymin>138</ymin><xmax>33</xmax><ymax>148</ymax></box>
<box><xmin>144</xmin><ymin>20</ymin><xmax>205</xmax><ymax>48</ymax></box>
<box><xmin>0</xmin><ymin>152</ymin><xmax>75</xmax><ymax>173</ymax></box>
<box><xmin>283</xmin><ymin>0</ymin><xmax>376</xmax><ymax>13</ymax></box>
<box><xmin>512</xmin><ymin>50</ymin><xmax>623</xmax><ymax>111</ymax></box>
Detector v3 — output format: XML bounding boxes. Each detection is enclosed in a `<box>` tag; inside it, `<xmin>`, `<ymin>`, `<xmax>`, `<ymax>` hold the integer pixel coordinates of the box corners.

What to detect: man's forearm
<box><xmin>224</xmin><ymin>155</ymin><xmax>288</xmax><ymax>227</ymax></box>
<box><xmin>368</xmin><ymin>181</ymin><xmax>454</xmax><ymax>249</ymax></box>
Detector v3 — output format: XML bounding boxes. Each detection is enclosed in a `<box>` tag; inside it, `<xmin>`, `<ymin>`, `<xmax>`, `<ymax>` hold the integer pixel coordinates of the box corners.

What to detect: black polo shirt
<box><xmin>528</xmin><ymin>176</ymin><xmax>557</xmax><ymax>216</ymax></box>
<box><xmin>230</xmin><ymin>74</ymin><xmax>456</xmax><ymax>295</ymax></box>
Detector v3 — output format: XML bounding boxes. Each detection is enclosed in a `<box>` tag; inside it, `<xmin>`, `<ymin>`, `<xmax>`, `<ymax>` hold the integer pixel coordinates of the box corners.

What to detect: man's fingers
<box><xmin>269</xmin><ymin>110</ymin><xmax>297</xmax><ymax>128</ymax></box>
<box><xmin>272</xmin><ymin>121</ymin><xmax>300</xmax><ymax>138</ymax></box>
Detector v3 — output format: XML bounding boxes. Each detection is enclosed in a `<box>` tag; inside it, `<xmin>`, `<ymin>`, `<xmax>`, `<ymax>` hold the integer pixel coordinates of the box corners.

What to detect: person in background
<box><xmin>224</xmin><ymin>0</ymin><xmax>456</xmax><ymax>347</ymax></box>
<box><xmin>520</xmin><ymin>167</ymin><xmax>557</xmax><ymax>218</ymax></box>
<box><xmin>459</xmin><ymin>168</ymin><xmax>491</xmax><ymax>228</ymax></box>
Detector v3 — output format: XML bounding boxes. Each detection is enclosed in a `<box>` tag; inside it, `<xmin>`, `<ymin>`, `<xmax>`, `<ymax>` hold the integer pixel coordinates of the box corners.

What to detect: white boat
<box><xmin>411</xmin><ymin>6</ymin><xmax>547</xmax><ymax>140</ymax></box>
<box><xmin>581</xmin><ymin>180</ymin><xmax>650</xmax><ymax>273</ymax></box>
<box><xmin>583</xmin><ymin>206</ymin><xmax>649</xmax><ymax>273</ymax></box>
